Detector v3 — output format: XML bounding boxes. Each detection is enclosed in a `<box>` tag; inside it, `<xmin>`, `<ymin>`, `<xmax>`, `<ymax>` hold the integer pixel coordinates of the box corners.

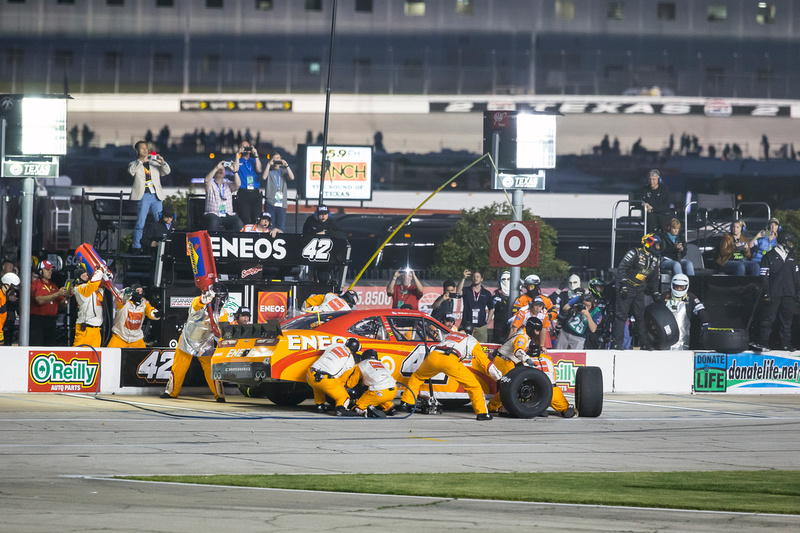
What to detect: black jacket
<box><xmin>761</xmin><ymin>245</ymin><xmax>800</xmax><ymax>298</ymax></box>
<box><xmin>302</xmin><ymin>215</ymin><xmax>346</xmax><ymax>240</ymax></box>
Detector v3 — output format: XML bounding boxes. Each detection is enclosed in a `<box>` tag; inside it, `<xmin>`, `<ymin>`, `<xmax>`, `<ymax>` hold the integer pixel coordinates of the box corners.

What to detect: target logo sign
<box><xmin>489</xmin><ymin>220</ymin><xmax>539</xmax><ymax>267</ymax></box>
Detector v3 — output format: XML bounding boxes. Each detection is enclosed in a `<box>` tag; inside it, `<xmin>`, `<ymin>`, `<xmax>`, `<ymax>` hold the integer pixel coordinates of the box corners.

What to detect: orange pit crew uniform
<box><xmin>302</xmin><ymin>293</ymin><xmax>352</xmax><ymax>313</ymax></box>
<box><xmin>510</xmin><ymin>306</ymin><xmax>552</xmax><ymax>347</ymax></box>
<box><xmin>106</xmin><ymin>293</ymin><xmax>159</xmax><ymax>348</ymax></box>
<box><xmin>491</xmin><ymin>330</ymin><xmax>569</xmax><ymax>415</ymax></box>
<box><xmin>73</xmin><ymin>278</ymin><xmax>104</xmax><ymax>347</ymax></box>
<box><xmin>0</xmin><ymin>289</ymin><xmax>7</xmax><ymax>344</ymax></box>
<box><xmin>346</xmin><ymin>358</ymin><xmax>397</xmax><ymax>412</ymax></box>
<box><xmin>400</xmin><ymin>331</ymin><xmax>489</xmax><ymax>416</ymax></box>
<box><xmin>163</xmin><ymin>296</ymin><xmax>225</xmax><ymax>400</ymax></box>
<box><xmin>306</xmin><ymin>344</ymin><xmax>355</xmax><ymax>408</ymax></box>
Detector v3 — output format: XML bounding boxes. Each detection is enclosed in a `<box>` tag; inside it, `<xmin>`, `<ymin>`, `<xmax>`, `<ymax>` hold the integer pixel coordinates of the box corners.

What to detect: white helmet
<box><xmin>524</xmin><ymin>274</ymin><xmax>540</xmax><ymax>286</ymax></box>
<box><xmin>567</xmin><ymin>274</ymin><xmax>581</xmax><ymax>291</ymax></box>
<box><xmin>1</xmin><ymin>273</ymin><xmax>20</xmax><ymax>287</ymax></box>
<box><xmin>671</xmin><ymin>274</ymin><xmax>689</xmax><ymax>299</ymax></box>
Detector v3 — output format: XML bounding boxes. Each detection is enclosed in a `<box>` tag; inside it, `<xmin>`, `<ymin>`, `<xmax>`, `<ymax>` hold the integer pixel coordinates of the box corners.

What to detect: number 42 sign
<box><xmin>489</xmin><ymin>220</ymin><xmax>539</xmax><ymax>268</ymax></box>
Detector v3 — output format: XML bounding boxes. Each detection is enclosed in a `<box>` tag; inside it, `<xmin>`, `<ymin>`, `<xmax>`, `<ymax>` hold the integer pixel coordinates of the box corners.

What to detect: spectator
<box><xmin>457</xmin><ymin>269</ymin><xmax>494</xmax><ymax>343</ymax></box>
<box><xmin>639</xmin><ymin>169</ymin><xmax>671</xmax><ymax>233</ymax></box>
<box><xmin>555</xmin><ymin>293</ymin><xmax>600</xmax><ymax>350</ymax></box>
<box><xmin>262</xmin><ymin>152</ymin><xmax>294</xmax><ymax>232</ymax></box>
<box><xmin>128</xmin><ymin>141</ymin><xmax>170</xmax><ymax>253</ymax></box>
<box><xmin>30</xmin><ymin>260</ymin><xmax>68</xmax><ymax>346</ymax></box>
<box><xmin>754</xmin><ymin>232</ymin><xmax>799</xmax><ymax>352</ymax></box>
<box><xmin>612</xmin><ymin>234</ymin><xmax>662</xmax><ymax>350</ymax></box>
<box><xmin>750</xmin><ymin>217</ymin><xmax>780</xmax><ymax>263</ymax></box>
<box><xmin>0</xmin><ymin>272</ymin><xmax>20</xmax><ymax>345</ymax></box>
<box><xmin>70</xmin><ymin>267</ymin><xmax>105</xmax><ymax>348</ymax></box>
<box><xmin>106</xmin><ymin>283</ymin><xmax>160</xmax><ymax>348</ymax></box>
<box><xmin>430</xmin><ymin>279</ymin><xmax>458</xmax><ymax>322</ymax></box>
<box><xmin>387</xmin><ymin>268</ymin><xmax>424</xmax><ymax>310</ymax></box>
<box><xmin>203</xmin><ymin>161</ymin><xmax>243</xmax><ymax>232</ymax></box>
<box><xmin>659</xmin><ymin>218</ymin><xmax>694</xmax><ymax>276</ymax></box>
<box><xmin>491</xmin><ymin>270</ymin><xmax>511</xmax><ymax>343</ymax></box>
<box><xmin>302</xmin><ymin>205</ymin><xmax>346</xmax><ymax>283</ymax></box>
<box><xmin>662</xmin><ymin>274</ymin><xmax>709</xmax><ymax>350</ymax></box>
<box><xmin>234</xmin><ymin>141</ymin><xmax>263</xmax><ymax>225</ymax></box>
<box><xmin>241</xmin><ymin>211</ymin><xmax>283</xmax><ymax>238</ymax></box>
<box><xmin>142</xmin><ymin>204</ymin><xmax>176</xmax><ymax>249</ymax></box>
<box><xmin>161</xmin><ymin>286</ymin><xmax>227</xmax><ymax>402</ymax></box>
<box><xmin>716</xmin><ymin>220</ymin><xmax>759</xmax><ymax>276</ymax></box>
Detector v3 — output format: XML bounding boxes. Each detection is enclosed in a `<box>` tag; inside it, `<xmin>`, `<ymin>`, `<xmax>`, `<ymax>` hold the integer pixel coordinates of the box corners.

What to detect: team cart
<box><xmin>210</xmin><ymin>308</ymin><xmax>604</xmax><ymax>418</ymax></box>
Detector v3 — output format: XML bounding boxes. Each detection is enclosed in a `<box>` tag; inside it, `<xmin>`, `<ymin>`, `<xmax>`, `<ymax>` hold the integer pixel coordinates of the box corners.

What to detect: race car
<box><xmin>210</xmin><ymin>308</ymin><xmax>603</xmax><ymax>417</ymax></box>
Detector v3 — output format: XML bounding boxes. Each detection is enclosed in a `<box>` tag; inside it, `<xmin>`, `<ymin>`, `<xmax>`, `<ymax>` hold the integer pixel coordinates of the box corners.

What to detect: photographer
<box><xmin>555</xmin><ymin>293</ymin><xmax>600</xmax><ymax>350</ymax></box>
<box><xmin>386</xmin><ymin>268</ymin><xmax>424</xmax><ymax>310</ymax></box>
<box><xmin>430</xmin><ymin>279</ymin><xmax>459</xmax><ymax>323</ymax></box>
<box><xmin>234</xmin><ymin>141</ymin><xmax>263</xmax><ymax>225</ymax></box>
<box><xmin>262</xmin><ymin>152</ymin><xmax>294</xmax><ymax>232</ymax></box>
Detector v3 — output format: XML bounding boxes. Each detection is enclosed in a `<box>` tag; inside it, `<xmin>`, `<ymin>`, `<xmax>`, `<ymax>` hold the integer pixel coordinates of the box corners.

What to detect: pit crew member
<box><xmin>161</xmin><ymin>285</ymin><xmax>227</xmax><ymax>402</ymax></box>
<box><xmin>106</xmin><ymin>283</ymin><xmax>160</xmax><ymax>348</ymax></box>
<box><xmin>612</xmin><ymin>233</ymin><xmax>661</xmax><ymax>350</ymax></box>
<box><xmin>345</xmin><ymin>349</ymin><xmax>397</xmax><ymax>417</ymax></box>
<box><xmin>306</xmin><ymin>337</ymin><xmax>360</xmax><ymax>415</ymax></box>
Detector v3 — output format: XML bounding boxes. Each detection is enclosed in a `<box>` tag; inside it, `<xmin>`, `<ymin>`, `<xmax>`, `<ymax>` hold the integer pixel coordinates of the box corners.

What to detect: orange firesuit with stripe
<box><xmin>400</xmin><ymin>331</ymin><xmax>488</xmax><ymax>415</ymax></box>
<box><xmin>306</xmin><ymin>343</ymin><xmax>355</xmax><ymax>408</ymax></box>
<box><xmin>106</xmin><ymin>294</ymin><xmax>158</xmax><ymax>348</ymax></box>
<box><xmin>73</xmin><ymin>279</ymin><xmax>104</xmax><ymax>347</ymax></box>
<box><xmin>163</xmin><ymin>296</ymin><xmax>225</xmax><ymax>400</ymax></box>
<box><xmin>0</xmin><ymin>290</ymin><xmax>6</xmax><ymax>343</ymax></box>
<box><xmin>346</xmin><ymin>358</ymin><xmax>397</xmax><ymax>411</ymax></box>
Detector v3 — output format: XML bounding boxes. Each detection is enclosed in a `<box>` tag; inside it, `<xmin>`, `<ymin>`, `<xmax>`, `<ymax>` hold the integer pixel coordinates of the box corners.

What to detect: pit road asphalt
<box><xmin>1</xmin><ymin>392</ymin><xmax>799</xmax><ymax>532</ymax></box>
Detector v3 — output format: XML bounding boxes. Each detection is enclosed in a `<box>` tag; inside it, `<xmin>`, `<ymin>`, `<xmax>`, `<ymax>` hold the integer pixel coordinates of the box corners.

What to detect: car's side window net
<box><xmin>387</xmin><ymin>316</ymin><xmax>424</xmax><ymax>342</ymax></box>
<box><xmin>347</xmin><ymin>317</ymin><xmax>387</xmax><ymax>341</ymax></box>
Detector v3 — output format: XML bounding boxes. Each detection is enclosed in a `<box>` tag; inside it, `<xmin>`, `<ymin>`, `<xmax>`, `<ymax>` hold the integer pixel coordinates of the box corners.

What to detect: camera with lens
<box><xmin>222</xmin><ymin>161</ymin><xmax>234</xmax><ymax>168</ymax></box>
<box><xmin>569</xmin><ymin>295</ymin><xmax>586</xmax><ymax>315</ymax></box>
<box><xmin>450</xmin><ymin>292</ymin><xmax>462</xmax><ymax>299</ymax></box>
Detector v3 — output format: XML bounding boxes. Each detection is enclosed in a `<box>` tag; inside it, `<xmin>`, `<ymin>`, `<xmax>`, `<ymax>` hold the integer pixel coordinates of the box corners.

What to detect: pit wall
<box><xmin>3</xmin><ymin>347</ymin><xmax>798</xmax><ymax>396</ymax></box>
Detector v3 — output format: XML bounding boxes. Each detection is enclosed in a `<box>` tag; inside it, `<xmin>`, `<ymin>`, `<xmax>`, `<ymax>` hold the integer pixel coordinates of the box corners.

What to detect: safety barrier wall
<box><xmin>1</xmin><ymin>346</ymin><xmax>798</xmax><ymax>396</ymax></box>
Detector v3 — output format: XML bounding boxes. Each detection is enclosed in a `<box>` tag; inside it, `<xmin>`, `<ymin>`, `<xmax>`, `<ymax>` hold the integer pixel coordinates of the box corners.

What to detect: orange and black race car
<box><xmin>210</xmin><ymin>308</ymin><xmax>603</xmax><ymax>417</ymax></box>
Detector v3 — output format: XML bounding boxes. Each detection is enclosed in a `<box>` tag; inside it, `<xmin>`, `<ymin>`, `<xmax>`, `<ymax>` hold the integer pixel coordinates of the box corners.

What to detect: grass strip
<box><xmin>123</xmin><ymin>470</ymin><xmax>800</xmax><ymax>515</ymax></box>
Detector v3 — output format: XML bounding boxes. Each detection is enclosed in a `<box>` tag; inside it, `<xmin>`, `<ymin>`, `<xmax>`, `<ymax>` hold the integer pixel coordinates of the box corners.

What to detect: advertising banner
<box><xmin>303</xmin><ymin>145</ymin><xmax>373</xmax><ymax>201</ymax></box>
<box><xmin>693</xmin><ymin>352</ymin><xmax>800</xmax><ymax>392</ymax></box>
<box><xmin>258</xmin><ymin>291</ymin><xmax>289</xmax><ymax>322</ymax></box>
<box><xmin>551</xmin><ymin>351</ymin><xmax>587</xmax><ymax>395</ymax></box>
<box><xmin>121</xmin><ymin>348</ymin><xmax>214</xmax><ymax>387</ymax></box>
<box><xmin>28</xmin><ymin>350</ymin><xmax>101</xmax><ymax>392</ymax></box>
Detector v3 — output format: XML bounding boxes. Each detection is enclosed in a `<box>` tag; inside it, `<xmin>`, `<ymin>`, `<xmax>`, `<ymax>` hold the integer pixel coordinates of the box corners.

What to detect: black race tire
<box><xmin>703</xmin><ymin>327</ymin><xmax>749</xmax><ymax>354</ymax></box>
<box><xmin>644</xmin><ymin>302</ymin><xmax>680</xmax><ymax>350</ymax></box>
<box><xmin>498</xmin><ymin>366</ymin><xmax>553</xmax><ymax>419</ymax></box>
<box><xmin>263</xmin><ymin>381</ymin><xmax>313</xmax><ymax>406</ymax></box>
<box><xmin>575</xmin><ymin>366</ymin><xmax>603</xmax><ymax>418</ymax></box>
<box><xmin>238</xmin><ymin>383</ymin><xmax>267</xmax><ymax>398</ymax></box>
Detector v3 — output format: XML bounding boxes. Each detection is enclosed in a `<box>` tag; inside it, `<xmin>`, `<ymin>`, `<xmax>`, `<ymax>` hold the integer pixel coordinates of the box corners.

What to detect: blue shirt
<box><xmin>752</xmin><ymin>235</ymin><xmax>776</xmax><ymax>262</ymax></box>
<box><xmin>238</xmin><ymin>157</ymin><xmax>259</xmax><ymax>189</ymax></box>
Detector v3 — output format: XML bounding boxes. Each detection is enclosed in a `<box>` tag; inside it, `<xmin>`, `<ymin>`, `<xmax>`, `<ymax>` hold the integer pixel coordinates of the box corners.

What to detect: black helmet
<box><xmin>642</xmin><ymin>233</ymin><xmax>662</xmax><ymax>257</ymax></box>
<box><xmin>341</xmin><ymin>290</ymin><xmax>358</xmax><ymax>308</ymax></box>
<box><xmin>525</xmin><ymin>317</ymin><xmax>543</xmax><ymax>339</ymax></box>
<box><xmin>355</xmin><ymin>348</ymin><xmax>378</xmax><ymax>363</ymax></box>
<box><xmin>459</xmin><ymin>322</ymin><xmax>474</xmax><ymax>335</ymax></box>
<box><xmin>345</xmin><ymin>337</ymin><xmax>361</xmax><ymax>355</ymax></box>
<box><xmin>778</xmin><ymin>232</ymin><xmax>795</xmax><ymax>249</ymax></box>
<box><xmin>588</xmin><ymin>278</ymin><xmax>605</xmax><ymax>299</ymax></box>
